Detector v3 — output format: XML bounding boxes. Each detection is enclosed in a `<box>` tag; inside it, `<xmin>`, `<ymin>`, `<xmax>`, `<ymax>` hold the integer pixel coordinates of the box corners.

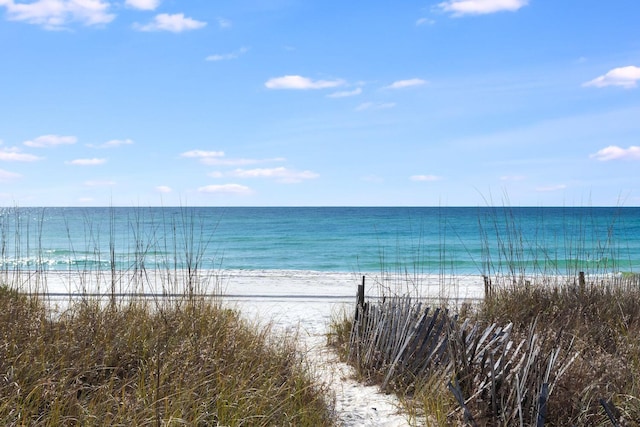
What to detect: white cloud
<box><xmin>265</xmin><ymin>75</ymin><xmax>345</xmax><ymax>90</ymax></box>
<box><xmin>85</xmin><ymin>179</ymin><xmax>115</xmax><ymax>186</ymax></box>
<box><xmin>0</xmin><ymin>169</ymin><xmax>21</xmax><ymax>181</ymax></box>
<box><xmin>206</xmin><ymin>47</ymin><xmax>249</xmax><ymax>62</ymax></box>
<box><xmin>88</xmin><ymin>138</ymin><xmax>134</xmax><ymax>148</ymax></box>
<box><xmin>197</xmin><ymin>184</ymin><xmax>252</xmax><ymax>195</ymax></box>
<box><xmin>583</xmin><ymin>66</ymin><xmax>640</xmax><ymax>89</ymax></box>
<box><xmin>66</xmin><ymin>158</ymin><xmax>107</xmax><ymax>165</ymax></box>
<box><xmin>416</xmin><ymin>18</ymin><xmax>436</xmax><ymax>26</ymax></box>
<box><xmin>182</xmin><ymin>150</ymin><xmax>286</xmax><ymax>167</ymax></box>
<box><xmin>385</xmin><ymin>78</ymin><xmax>427</xmax><ymax>89</ymax></box>
<box><xmin>536</xmin><ymin>184</ymin><xmax>567</xmax><ymax>192</ymax></box>
<box><xmin>125</xmin><ymin>0</ymin><xmax>159</xmax><ymax>10</ymax></box>
<box><xmin>0</xmin><ymin>0</ymin><xmax>114</xmax><ymax>29</ymax></box>
<box><xmin>355</xmin><ymin>102</ymin><xmax>396</xmax><ymax>111</ymax></box>
<box><xmin>135</xmin><ymin>13</ymin><xmax>207</xmax><ymax>33</ymax></box>
<box><xmin>202</xmin><ymin>157</ymin><xmax>286</xmax><ymax>167</ymax></box>
<box><xmin>410</xmin><ymin>174</ymin><xmax>443</xmax><ymax>182</ymax></box>
<box><xmin>180</xmin><ymin>149</ymin><xmax>225</xmax><ymax>159</ymax></box>
<box><xmin>327</xmin><ymin>88</ymin><xmax>362</xmax><ymax>98</ymax></box>
<box><xmin>438</xmin><ymin>0</ymin><xmax>528</xmax><ymax>16</ymax></box>
<box><xmin>0</xmin><ymin>147</ymin><xmax>42</xmax><ymax>162</ymax></box>
<box><xmin>590</xmin><ymin>145</ymin><xmax>640</xmax><ymax>161</ymax></box>
<box><xmin>229</xmin><ymin>167</ymin><xmax>319</xmax><ymax>183</ymax></box>
<box><xmin>156</xmin><ymin>185</ymin><xmax>172</xmax><ymax>193</ymax></box>
<box><xmin>24</xmin><ymin>134</ymin><xmax>77</xmax><ymax>147</ymax></box>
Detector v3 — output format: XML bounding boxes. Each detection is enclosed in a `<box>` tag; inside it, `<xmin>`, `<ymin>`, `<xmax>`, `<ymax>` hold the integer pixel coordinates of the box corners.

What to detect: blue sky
<box><xmin>1</xmin><ymin>0</ymin><xmax>639</xmax><ymax>206</ymax></box>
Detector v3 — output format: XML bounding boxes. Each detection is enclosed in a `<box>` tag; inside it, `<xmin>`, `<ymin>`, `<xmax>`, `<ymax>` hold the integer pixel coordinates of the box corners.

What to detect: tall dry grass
<box><xmin>0</xmin><ymin>287</ymin><xmax>334</xmax><ymax>426</ymax></box>
<box><xmin>330</xmin><ymin>276</ymin><xmax>640</xmax><ymax>426</ymax></box>
<box><xmin>472</xmin><ymin>275</ymin><xmax>640</xmax><ymax>425</ymax></box>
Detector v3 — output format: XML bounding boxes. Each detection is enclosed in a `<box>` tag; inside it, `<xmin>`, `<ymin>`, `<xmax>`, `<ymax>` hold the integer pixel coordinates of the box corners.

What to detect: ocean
<box><xmin>1</xmin><ymin>206</ymin><xmax>639</xmax><ymax>278</ymax></box>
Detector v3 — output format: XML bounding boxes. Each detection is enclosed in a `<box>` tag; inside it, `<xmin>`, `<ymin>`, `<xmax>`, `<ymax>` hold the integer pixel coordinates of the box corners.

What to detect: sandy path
<box><xmin>229</xmin><ymin>296</ymin><xmax>413</xmax><ymax>427</ymax></box>
<box><xmin>304</xmin><ymin>332</ymin><xmax>412</xmax><ymax>427</ymax></box>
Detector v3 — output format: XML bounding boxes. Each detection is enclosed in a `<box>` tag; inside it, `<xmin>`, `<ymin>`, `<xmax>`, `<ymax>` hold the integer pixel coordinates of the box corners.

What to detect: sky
<box><xmin>0</xmin><ymin>0</ymin><xmax>639</xmax><ymax>207</ymax></box>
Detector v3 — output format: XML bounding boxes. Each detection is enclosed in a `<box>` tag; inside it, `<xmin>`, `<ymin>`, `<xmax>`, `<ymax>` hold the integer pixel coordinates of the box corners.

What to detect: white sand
<box><xmin>15</xmin><ymin>269</ymin><xmax>489</xmax><ymax>426</ymax></box>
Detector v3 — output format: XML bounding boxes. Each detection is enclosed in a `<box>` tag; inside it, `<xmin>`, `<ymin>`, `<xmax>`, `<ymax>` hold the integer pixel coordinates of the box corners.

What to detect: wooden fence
<box><xmin>348</xmin><ymin>276</ymin><xmax>589</xmax><ymax>426</ymax></box>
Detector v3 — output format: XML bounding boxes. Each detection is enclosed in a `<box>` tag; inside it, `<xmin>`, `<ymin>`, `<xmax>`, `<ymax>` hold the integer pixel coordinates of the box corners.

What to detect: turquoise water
<box><xmin>1</xmin><ymin>206</ymin><xmax>639</xmax><ymax>276</ymax></box>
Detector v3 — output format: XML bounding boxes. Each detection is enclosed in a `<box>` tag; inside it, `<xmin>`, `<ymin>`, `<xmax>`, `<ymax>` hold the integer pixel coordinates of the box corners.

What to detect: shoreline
<box><xmin>4</xmin><ymin>268</ymin><xmax>609</xmax><ymax>335</ymax></box>
<box><xmin>5</xmin><ymin>268</ymin><xmax>490</xmax><ymax>297</ymax></box>
<box><xmin>4</xmin><ymin>267</ymin><xmax>617</xmax><ymax>299</ymax></box>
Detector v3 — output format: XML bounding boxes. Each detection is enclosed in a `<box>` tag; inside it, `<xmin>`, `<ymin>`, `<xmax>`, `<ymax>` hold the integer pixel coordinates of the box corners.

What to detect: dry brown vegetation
<box><xmin>329</xmin><ymin>274</ymin><xmax>640</xmax><ymax>426</ymax></box>
<box><xmin>0</xmin><ymin>288</ymin><xmax>334</xmax><ymax>426</ymax></box>
<box><xmin>474</xmin><ymin>276</ymin><xmax>640</xmax><ymax>426</ymax></box>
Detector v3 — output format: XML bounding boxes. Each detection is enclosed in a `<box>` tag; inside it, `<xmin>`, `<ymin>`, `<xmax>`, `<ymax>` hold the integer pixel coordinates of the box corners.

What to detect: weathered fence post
<box><xmin>355</xmin><ymin>275</ymin><xmax>365</xmax><ymax>322</ymax></box>
<box><xmin>483</xmin><ymin>275</ymin><xmax>492</xmax><ymax>299</ymax></box>
<box><xmin>579</xmin><ymin>271</ymin><xmax>586</xmax><ymax>293</ymax></box>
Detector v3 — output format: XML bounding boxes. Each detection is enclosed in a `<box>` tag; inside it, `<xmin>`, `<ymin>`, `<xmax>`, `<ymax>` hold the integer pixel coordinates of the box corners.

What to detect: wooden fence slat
<box><xmin>382</xmin><ymin>304</ymin><xmax>430</xmax><ymax>389</ymax></box>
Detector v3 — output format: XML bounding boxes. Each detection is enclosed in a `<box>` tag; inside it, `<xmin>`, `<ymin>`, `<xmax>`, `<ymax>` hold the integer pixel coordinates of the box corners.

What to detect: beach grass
<box><xmin>329</xmin><ymin>275</ymin><xmax>640</xmax><ymax>426</ymax></box>
<box><xmin>471</xmin><ymin>275</ymin><xmax>640</xmax><ymax>425</ymax></box>
<box><xmin>0</xmin><ymin>287</ymin><xmax>335</xmax><ymax>426</ymax></box>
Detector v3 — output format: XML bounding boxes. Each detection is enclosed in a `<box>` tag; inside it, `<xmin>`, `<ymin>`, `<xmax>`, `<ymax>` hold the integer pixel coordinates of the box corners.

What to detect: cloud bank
<box><xmin>583</xmin><ymin>66</ymin><xmax>640</xmax><ymax>89</ymax></box>
<box><xmin>590</xmin><ymin>145</ymin><xmax>640</xmax><ymax>161</ymax></box>
<box><xmin>197</xmin><ymin>184</ymin><xmax>252</xmax><ymax>195</ymax></box>
<box><xmin>0</xmin><ymin>0</ymin><xmax>114</xmax><ymax>29</ymax></box>
<box><xmin>438</xmin><ymin>0</ymin><xmax>528</xmax><ymax>16</ymax></box>
<box><xmin>385</xmin><ymin>78</ymin><xmax>427</xmax><ymax>89</ymax></box>
<box><xmin>229</xmin><ymin>167</ymin><xmax>319</xmax><ymax>183</ymax></box>
<box><xmin>0</xmin><ymin>148</ymin><xmax>41</xmax><ymax>162</ymax></box>
<box><xmin>24</xmin><ymin>134</ymin><xmax>77</xmax><ymax>148</ymax></box>
<box><xmin>66</xmin><ymin>158</ymin><xmax>107</xmax><ymax>166</ymax></box>
<box><xmin>265</xmin><ymin>75</ymin><xmax>344</xmax><ymax>90</ymax></box>
<box><xmin>125</xmin><ymin>0</ymin><xmax>160</xmax><ymax>10</ymax></box>
<box><xmin>135</xmin><ymin>13</ymin><xmax>207</xmax><ymax>32</ymax></box>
